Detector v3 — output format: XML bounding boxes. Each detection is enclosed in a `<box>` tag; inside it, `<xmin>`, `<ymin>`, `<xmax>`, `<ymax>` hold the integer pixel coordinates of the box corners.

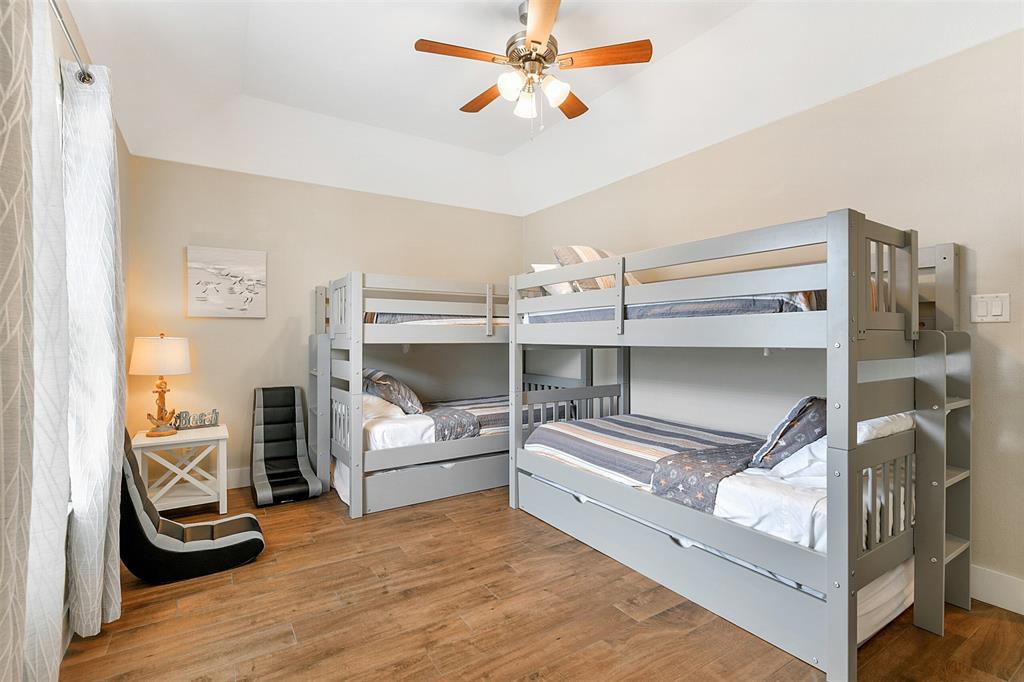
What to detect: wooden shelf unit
<box><xmin>915</xmin><ymin>329</ymin><xmax>973</xmax><ymax>633</ymax></box>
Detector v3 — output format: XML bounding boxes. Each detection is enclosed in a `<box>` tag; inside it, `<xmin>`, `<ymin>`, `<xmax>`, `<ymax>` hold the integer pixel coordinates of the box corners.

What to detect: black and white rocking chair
<box><xmin>120</xmin><ymin>432</ymin><xmax>266</xmax><ymax>584</ymax></box>
<box><xmin>250</xmin><ymin>386</ymin><xmax>323</xmax><ymax>507</ymax></box>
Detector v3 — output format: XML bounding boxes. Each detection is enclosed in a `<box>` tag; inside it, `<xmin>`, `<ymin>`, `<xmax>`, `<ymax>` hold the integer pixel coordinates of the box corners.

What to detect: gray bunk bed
<box><xmin>308</xmin><ymin>272</ymin><xmax>586</xmax><ymax>518</ymax></box>
<box><xmin>506</xmin><ymin>210</ymin><xmax>971</xmax><ymax>681</ymax></box>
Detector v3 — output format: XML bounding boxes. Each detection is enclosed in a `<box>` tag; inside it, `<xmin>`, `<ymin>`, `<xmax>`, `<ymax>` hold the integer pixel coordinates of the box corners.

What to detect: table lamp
<box><xmin>129</xmin><ymin>334</ymin><xmax>191</xmax><ymax>437</ymax></box>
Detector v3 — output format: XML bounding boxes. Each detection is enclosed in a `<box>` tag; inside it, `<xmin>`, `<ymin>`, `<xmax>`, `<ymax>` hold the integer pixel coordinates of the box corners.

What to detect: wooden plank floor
<box><xmin>61</xmin><ymin>487</ymin><xmax>1024</xmax><ymax>681</ymax></box>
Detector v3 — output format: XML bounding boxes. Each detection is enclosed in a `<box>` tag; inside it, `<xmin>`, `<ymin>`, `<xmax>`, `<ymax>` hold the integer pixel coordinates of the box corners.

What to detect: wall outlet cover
<box><xmin>970</xmin><ymin>294</ymin><xmax>1010</xmax><ymax>323</ymax></box>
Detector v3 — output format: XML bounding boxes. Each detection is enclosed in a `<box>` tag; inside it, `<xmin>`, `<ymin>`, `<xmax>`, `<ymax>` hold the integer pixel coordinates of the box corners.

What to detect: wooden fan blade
<box><xmin>558</xmin><ymin>91</ymin><xmax>588</xmax><ymax>119</ymax></box>
<box><xmin>525</xmin><ymin>0</ymin><xmax>560</xmax><ymax>53</ymax></box>
<box><xmin>557</xmin><ymin>39</ymin><xmax>653</xmax><ymax>69</ymax></box>
<box><xmin>415</xmin><ymin>39</ymin><xmax>508</xmax><ymax>65</ymax></box>
<box><xmin>460</xmin><ymin>85</ymin><xmax>501</xmax><ymax>113</ymax></box>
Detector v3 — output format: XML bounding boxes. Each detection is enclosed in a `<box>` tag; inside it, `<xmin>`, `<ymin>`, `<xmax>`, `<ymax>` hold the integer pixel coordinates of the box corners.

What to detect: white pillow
<box><xmin>363</xmin><ymin>394</ymin><xmax>405</xmax><ymax>421</ymax></box>
<box><xmin>531</xmin><ymin>263</ymin><xmax>575</xmax><ymax>296</ymax></box>
<box><xmin>856</xmin><ymin>412</ymin><xmax>915</xmax><ymax>443</ymax></box>
<box><xmin>768</xmin><ymin>412</ymin><xmax>915</xmax><ymax>479</ymax></box>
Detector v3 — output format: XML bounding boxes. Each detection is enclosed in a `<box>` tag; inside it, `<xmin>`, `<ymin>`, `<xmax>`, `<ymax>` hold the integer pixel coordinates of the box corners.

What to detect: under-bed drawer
<box><xmin>517</xmin><ymin>471</ymin><xmax>828</xmax><ymax>670</ymax></box>
<box><xmin>364</xmin><ymin>453</ymin><xmax>508</xmax><ymax>513</ymax></box>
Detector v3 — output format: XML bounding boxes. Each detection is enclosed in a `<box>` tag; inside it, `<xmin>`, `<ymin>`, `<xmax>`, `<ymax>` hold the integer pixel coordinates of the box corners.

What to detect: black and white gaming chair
<box><xmin>120</xmin><ymin>432</ymin><xmax>265</xmax><ymax>584</ymax></box>
<box><xmin>250</xmin><ymin>386</ymin><xmax>323</xmax><ymax>507</ymax></box>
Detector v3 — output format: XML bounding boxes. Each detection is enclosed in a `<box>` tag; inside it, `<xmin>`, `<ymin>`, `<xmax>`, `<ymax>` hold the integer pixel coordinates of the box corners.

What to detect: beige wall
<box><xmin>523</xmin><ymin>32</ymin><xmax>1024</xmax><ymax>579</ymax></box>
<box><xmin>124</xmin><ymin>158</ymin><xmax>521</xmax><ymax>474</ymax></box>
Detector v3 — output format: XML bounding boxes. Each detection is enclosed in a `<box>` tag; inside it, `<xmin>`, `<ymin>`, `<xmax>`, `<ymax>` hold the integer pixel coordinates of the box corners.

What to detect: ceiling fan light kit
<box><xmin>513</xmin><ymin>87</ymin><xmax>538</xmax><ymax>119</ymax></box>
<box><xmin>415</xmin><ymin>0</ymin><xmax>653</xmax><ymax>121</ymax></box>
<box><xmin>540</xmin><ymin>74</ymin><xmax>570</xmax><ymax>108</ymax></box>
<box><xmin>497</xmin><ymin>69</ymin><xmax>527</xmax><ymax>101</ymax></box>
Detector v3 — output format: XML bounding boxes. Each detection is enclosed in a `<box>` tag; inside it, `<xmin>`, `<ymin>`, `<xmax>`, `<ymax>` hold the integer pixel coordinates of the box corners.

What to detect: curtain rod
<box><xmin>48</xmin><ymin>0</ymin><xmax>93</xmax><ymax>85</ymax></box>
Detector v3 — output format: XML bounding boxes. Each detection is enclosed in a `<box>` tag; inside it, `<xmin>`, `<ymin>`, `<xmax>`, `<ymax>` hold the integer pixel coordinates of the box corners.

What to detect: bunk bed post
<box><xmin>309</xmin><ymin>333</ymin><xmax>330</xmax><ymax>491</ymax></box>
<box><xmin>614</xmin><ymin>256</ymin><xmax>626</xmax><ymax>335</ymax></box>
<box><xmin>933</xmin><ymin>243</ymin><xmax>959</xmax><ymax>331</ymax></box>
<box><xmin>509</xmin><ymin>275</ymin><xmax>522</xmax><ymax>509</ymax></box>
<box><xmin>617</xmin><ymin>347</ymin><xmax>630</xmax><ymax>414</ymax></box>
<box><xmin>825</xmin><ymin>209</ymin><xmax>862</xmax><ymax>681</ymax></box>
<box><xmin>895</xmin><ymin>229</ymin><xmax>920</xmax><ymax>340</ymax></box>
<box><xmin>313</xmin><ymin>285</ymin><xmax>328</xmax><ymax>334</ymax></box>
<box><xmin>485</xmin><ymin>283</ymin><xmax>495</xmax><ymax>337</ymax></box>
<box><xmin>580</xmin><ymin>349</ymin><xmax>594</xmax><ymax>418</ymax></box>
<box><xmin>579</xmin><ymin>349</ymin><xmax>593</xmax><ymax>387</ymax></box>
<box><xmin>309</xmin><ymin>285</ymin><xmax>332</xmax><ymax>491</ymax></box>
<box><xmin>348</xmin><ymin>272</ymin><xmax>365</xmax><ymax>518</ymax></box>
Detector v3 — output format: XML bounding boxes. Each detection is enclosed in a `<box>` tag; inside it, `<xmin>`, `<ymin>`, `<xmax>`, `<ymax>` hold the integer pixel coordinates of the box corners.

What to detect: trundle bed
<box><xmin>308</xmin><ymin>273</ymin><xmax>588</xmax><ymax>517</ymax></box>
<box><xmin>507</xmin><ymin>210</ymin><xmax>970</xmax><ymax>680</ymax></box>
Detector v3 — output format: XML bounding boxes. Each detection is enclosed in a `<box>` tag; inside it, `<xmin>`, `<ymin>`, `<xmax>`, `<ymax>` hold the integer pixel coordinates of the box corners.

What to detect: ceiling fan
<box><xmin>415</xmin><ymin>0</ymin><xmax>653</xmax><ymax>120</ymax></box>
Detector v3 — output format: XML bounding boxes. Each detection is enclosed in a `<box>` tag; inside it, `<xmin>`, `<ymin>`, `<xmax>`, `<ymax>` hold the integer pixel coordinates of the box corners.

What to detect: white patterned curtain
<box><xmin>24</xmin><ymin>0</ymin><xmax>70</xmax><ymax>678</ymax></box>
<box><xmin>1</xmin><ymin>0</ymin><xmax>35</xmax><ymax>679</ymax></box>
<box><xmin>2</xmin><ymin>5</ymin><xmax>124</xmax><ymax>677</ymax></box>
<box><xmin>61</xmin><ymin>58</ymin><xmax>125</xmax><ymax>637</ymax></box>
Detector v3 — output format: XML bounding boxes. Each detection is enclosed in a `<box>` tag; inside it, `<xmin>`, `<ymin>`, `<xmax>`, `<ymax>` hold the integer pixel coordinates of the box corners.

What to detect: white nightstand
<box><xmin>131</xmin><ymin>425</ymin><xmax>230</xmax><ymax>514</ymax></box>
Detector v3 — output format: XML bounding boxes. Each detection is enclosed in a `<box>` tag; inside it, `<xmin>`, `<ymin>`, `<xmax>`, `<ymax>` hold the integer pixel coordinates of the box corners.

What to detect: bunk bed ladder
<box><xmin>914</xmin><ymin>328</ymin><xmax>972</xmax><ymax>635</ymax></box>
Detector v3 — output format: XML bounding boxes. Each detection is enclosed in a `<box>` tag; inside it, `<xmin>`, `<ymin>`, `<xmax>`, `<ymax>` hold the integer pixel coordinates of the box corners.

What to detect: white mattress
<box><xmin>364</xmin><ymin>414</ymin><xmax>435</xmax><ymax>450</ymax></box>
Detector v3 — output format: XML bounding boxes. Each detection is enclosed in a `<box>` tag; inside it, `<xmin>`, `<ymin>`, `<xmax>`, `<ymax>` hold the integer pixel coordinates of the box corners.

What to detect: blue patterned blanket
<box><xmin>651</xmin><ymin>442</ymin><xmax>763</xmax><ymax>513</ymax></box>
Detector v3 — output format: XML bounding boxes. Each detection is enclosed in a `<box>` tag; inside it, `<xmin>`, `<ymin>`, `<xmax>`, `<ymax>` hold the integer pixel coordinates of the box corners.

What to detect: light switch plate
<box><xmin>971</xmin><ymin>293</ymin><xmax>1010</xmax><ymax>323</ymax></box>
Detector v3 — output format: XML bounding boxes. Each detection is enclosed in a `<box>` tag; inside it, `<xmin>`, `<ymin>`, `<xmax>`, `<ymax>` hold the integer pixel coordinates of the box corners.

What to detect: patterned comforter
<box><xmin>525</xmin><ymin>414</ymin><xmax>764</xmax><ymax>512</ymax></box>
<box><xmin>424</xmin><ymin>395</ymin><xmax>570</xmax><ymax>442</ymax></box>
<box><xmin>651</xmin><ymin>442</ymin><xmax>763</xmax><ymax>513</ymax></box>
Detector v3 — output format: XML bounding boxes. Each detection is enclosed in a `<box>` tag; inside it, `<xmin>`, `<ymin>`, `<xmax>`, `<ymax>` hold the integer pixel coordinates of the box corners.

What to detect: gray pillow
<box><xmin>362</xmin><ymin>369</ymin><xmax>423</xmax><ymax>415</ymax></box>
<box><xmin>750</xmin><ymin>396</ymin><xmax>826</xmax><ymax>469</ymax></box>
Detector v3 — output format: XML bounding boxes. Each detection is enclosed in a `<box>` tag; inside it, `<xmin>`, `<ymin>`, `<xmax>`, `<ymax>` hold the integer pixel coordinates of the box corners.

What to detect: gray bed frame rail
<box><xmin>507</xmin><ymin>209</ymin><xmax>970</xmax><ymax>681</ymax></box>
<box><xmin>308</xmin><ymin>272</ymin><xmax>587</xmax><ymax>518</ymax></box>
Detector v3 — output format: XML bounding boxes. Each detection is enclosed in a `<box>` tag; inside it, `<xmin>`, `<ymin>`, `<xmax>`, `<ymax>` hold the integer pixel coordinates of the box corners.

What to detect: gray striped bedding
<box><xmin>524</xmin><ymin>414</ymin><xmax>763</xmax><ymax>511</ymax></box>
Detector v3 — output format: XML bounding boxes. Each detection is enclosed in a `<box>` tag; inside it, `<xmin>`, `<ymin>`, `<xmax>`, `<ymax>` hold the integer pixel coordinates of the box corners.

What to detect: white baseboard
<box><xmin>227</xmin><ymin>467</ymin><xmax>251</xmax><ymax>489</ymax></box>
<box><xmin>972</xmin><ymin>563</ymin><xmax>1024</xmax><ymax>616</ymax></box>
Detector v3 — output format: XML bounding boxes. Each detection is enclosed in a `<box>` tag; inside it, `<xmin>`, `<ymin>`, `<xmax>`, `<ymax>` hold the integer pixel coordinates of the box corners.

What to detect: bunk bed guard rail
<box><xmin>508</xmin><ymin>210</ymin><xmax>918</xmax><ymax>348</ymax></box>
<box><xmin>326</xmin><ymin>273</ymin><xmax>507</xmax><ymax>341</ymax></box>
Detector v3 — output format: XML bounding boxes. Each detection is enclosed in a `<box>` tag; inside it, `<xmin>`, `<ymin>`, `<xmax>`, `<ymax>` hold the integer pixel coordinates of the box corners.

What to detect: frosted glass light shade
<box><xmin>497</xmin><ymin>70</ymin><xmax>526</xmax><ymax>101</ymax></box>
<box><xmin>129</xmin><ymin>336</ymin><xmax>191</xmax><ymax>376</ymax></box>
<box><xmin>541</xmin><ymin>75</ymin><xmax>570</xmax><ymax>107</ymax></box>
<box><xmin>513</xmin><ymin>90</ymin><xmax>537</xmax><ymax>119</ymax></box>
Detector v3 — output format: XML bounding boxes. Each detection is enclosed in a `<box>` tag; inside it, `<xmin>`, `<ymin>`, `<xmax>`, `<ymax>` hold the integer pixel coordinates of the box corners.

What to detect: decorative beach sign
<box><xmin>187</xmin><ymin>246</ymin><xmax>267</xmax><ymax>318</ymax></box>
<box><xmin>172</xmin><ymin>409</ymin><xmax>220</xmax><ymax>430</ymax></box>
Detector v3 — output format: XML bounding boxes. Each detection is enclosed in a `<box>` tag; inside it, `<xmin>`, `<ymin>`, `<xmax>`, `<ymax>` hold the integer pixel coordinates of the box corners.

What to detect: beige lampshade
<box><xmin>129</xmin><ymin>336</ymin><xmax>191</xmax><ymax>376</ymax></box>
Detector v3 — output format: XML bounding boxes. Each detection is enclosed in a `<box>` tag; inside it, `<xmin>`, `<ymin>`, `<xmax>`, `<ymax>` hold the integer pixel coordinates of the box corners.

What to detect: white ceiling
<box><xmin>241</xmin><ymin>1</ymin><xmax>747</xmax><ymax>155</ymax></box>
<box><xmin>68</xmin><ymin>1</ymin><xmax>1022</xmax><ymax>216</ymax></box>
